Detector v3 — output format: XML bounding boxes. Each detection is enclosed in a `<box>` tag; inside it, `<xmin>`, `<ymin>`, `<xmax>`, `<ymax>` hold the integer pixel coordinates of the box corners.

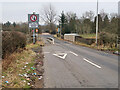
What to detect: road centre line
<box><xmin>70</xmin><ymin>51</ymin><xmax>78</xmax><ymax>56</ymax></box>
<box><xmin>83</xmin><ymin>58</ymin><xmax>101</xmax><ymax>69</ymax></box>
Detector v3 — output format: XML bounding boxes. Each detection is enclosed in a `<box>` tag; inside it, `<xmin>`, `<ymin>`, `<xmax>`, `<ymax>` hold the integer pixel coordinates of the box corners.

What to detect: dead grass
<box><xmin>2</xmin><ymin>41</ymin><xmax>44</xmax><ymax>88</ymax></box>
<box><xmin>2</xmin><ymin>49</ymin><xmax>36</xmax><ymax>88</ymax></box>
<box><xmin>26</xmin><ymin>40</ymin><xmax>44</xmax><ymax>49</ymax></box>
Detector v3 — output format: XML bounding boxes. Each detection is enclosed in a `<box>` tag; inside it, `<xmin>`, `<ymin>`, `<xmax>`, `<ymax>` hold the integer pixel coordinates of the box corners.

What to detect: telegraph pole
<box><xmin>96</xmin><ymin>0</ymin><xmax>99</xmax><ymax>45</ymax></box>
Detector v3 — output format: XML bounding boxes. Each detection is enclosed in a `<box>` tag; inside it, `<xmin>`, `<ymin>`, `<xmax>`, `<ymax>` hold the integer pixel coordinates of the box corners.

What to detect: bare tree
<box><xmin>110</xmin><ymin>13</ymin><xmax>118</xmax><ymax>19</ymax></box>
<box><xmin>66</xmin><ymin>12</ymin><xmax>77</xmax><ymax>23</ymax></box>
<box><xmin>40</xmin><ymin>4</ymin><xmax>57</xmax><ymax>24</ymax></box>
<box><xmin>100</xmin><ymin>9</ymin><xmax>108</xmax><ymax>21</ymax></box>
<box><xmin>40</xmin><ymin>4</ymin><xmax>57</xmax><ymax>33</ymax></box>
<box><xmin>81</xmin><ymin>11</ymin><xmax>94</xmax><ymax>21</ymax></box>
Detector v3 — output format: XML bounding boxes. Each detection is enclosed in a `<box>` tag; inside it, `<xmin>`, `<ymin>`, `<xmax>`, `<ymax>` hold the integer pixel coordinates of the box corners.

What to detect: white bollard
<box><xmin>52</xmin><ymin>38</ymin><xmax>54</xmax><ymax>44</ymax></box>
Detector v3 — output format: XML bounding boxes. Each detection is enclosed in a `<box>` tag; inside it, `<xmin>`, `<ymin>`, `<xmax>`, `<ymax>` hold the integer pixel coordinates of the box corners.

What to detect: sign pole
<box><xmin>28</xmin><ymin>12</ymin><xmax>39</xmax><ymax>44</ymax></box>
<box><xmin>33</xmin><ymin>28</ymin><xmax>35</xmax><ymax>44</ymax></box>
<box><xmin>36</xmin><ymin>29</ymin><xmax>38</xmax><ymax>41</ymax></box>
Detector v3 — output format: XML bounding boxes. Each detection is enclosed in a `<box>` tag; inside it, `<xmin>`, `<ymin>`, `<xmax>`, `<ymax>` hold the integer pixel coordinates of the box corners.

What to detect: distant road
<box><xmin>40</xmin><ymin>34</ymin><xmax>118</xmax><ymax>88</ymax></box>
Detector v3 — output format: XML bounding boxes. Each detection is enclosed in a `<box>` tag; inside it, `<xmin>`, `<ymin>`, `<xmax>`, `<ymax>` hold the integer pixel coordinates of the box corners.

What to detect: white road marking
<box><xmin>83</xmin><ymin>58</ymin><xmax>101</xmax><ymax>69</ymax></box>
<box><xmin>70</xmin><ymin>51</ymin><xmax>78</xmax><ymax>56</ymax></box>
<box><xmin>53</xmin><ymin>53</ymin><xmax>67</xmax><ymax>59</ymax></box>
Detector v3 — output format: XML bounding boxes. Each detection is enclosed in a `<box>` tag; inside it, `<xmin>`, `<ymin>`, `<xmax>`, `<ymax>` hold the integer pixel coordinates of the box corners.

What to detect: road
<box><xmin>40</xmin><ymin>34</ymin><xmax>118</xmax><ymax>88</ymax></box>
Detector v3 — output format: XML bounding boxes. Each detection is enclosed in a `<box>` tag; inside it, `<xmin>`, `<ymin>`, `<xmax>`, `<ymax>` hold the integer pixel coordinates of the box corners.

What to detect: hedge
<box><xmin>99</xmin><ymin>32</ymin><xmax>117</xmax><ymax>48</ymax></box>
<box><xmin>2</xmin><ymin>31</ymin><xmax>27</xmax><ymax>58</ymax></box>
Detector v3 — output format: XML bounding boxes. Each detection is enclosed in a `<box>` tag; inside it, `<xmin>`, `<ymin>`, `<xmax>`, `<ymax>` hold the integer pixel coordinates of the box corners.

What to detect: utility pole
<box><xmin>96</xmin><ymin>0</ymin><xmax>99</xmax><ymax>45</ymax></box>
<box><xmin>0</xmin><ymin>29</ymin><xmax>2</xmax><ymax>90</ymax></box>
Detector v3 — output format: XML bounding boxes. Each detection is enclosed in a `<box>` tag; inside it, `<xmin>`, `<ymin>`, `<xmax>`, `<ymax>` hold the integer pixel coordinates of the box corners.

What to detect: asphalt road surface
<box><xmin>40</xmin><ymin>34</ymin><xmax>118</xmax><ymax>88</ymax></box>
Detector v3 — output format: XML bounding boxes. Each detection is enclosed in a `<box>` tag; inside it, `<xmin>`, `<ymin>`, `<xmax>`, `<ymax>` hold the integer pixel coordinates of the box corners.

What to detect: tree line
<box><xmin>58</xmin><ymin>10</ymin><xmax>118</xmax><ymax>35</ymax></box>
<box><xmin>58</xmin><ymin>10</ymin><xmax>119</xmax><ymax>47</ymax></box>
<box><xmin>2</xmin><ymin>21</ymin><xmax>28</xmax><ymax>34</ymax></box>
<box><xmin>38</xmin><ymin>4</ymin><xmax>118</xmax><ymax>37</ymax></box>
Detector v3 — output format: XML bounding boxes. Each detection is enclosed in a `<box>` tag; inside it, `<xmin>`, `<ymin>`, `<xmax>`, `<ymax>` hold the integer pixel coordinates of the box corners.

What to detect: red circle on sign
<box><xmin>30</xmin><ymin>14</ymin><xmax>37</xmax><ymax>22</ymax></box>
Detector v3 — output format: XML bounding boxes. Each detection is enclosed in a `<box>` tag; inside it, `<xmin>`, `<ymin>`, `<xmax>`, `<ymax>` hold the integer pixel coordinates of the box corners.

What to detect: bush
<box><xmin>2</xmin><ymin>31</ymin><xmax>27</xmax><ymax>58</ymax></box>
<box><xmin>99</xmin><ymin>32</ymin><xmax>117</xmax><ymax>47</ymax></box>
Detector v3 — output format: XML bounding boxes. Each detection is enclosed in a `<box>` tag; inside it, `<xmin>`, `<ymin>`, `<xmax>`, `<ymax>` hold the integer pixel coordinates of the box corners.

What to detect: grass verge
<box><xmin>2</xmin><ymin>40</ymin><xmax>44</xmax><ymax>88</ymax></box>
<box><xmin>79</xmin><ymin>33</ymin><xmax>97</xmax><ymax>39</ymax></box>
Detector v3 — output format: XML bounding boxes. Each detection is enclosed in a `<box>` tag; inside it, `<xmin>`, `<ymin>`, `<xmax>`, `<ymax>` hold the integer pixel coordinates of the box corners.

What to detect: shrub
<box><xmin>2</xmin><ymin>31</ymin><xmax>27</xmax><ymax>58</ymax></box>
<box><xmin>99</xmin><ymin>32</ymin><xmax>117</xmax><ymax>47</ymax></box>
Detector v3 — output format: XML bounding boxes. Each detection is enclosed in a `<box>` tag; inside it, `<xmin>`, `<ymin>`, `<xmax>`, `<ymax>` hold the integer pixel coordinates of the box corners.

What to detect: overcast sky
<box><xmin>0</xmin><ymin>0</ymin><xmax>119</xmax><ymax>24</ymax></box>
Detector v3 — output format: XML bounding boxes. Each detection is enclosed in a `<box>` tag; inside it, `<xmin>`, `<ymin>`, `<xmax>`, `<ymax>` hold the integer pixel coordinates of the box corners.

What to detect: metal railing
<box><xmin>47</xmin><ymin>37</ymin><xmax>54</xmax><ymax>44</ymax></box>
